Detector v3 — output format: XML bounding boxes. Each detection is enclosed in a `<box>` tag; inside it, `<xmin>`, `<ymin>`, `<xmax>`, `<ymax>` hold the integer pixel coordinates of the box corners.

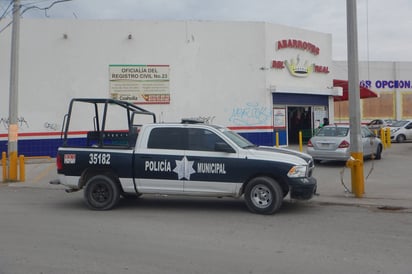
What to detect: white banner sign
<box><xmin>109</xmin><ymin>65</ymin><xmax>170</xmax><ymax>104</ymax></box>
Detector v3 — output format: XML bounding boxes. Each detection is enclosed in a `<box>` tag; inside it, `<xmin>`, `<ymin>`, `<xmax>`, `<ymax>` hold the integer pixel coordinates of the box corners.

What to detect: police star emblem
<box><xmin>173</xmin><ymin>156</ymin><xmax>196</xmax><ymax>180</ymax></box>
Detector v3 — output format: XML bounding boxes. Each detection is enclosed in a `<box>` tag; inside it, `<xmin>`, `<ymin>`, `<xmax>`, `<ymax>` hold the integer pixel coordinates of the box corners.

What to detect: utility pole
<box><xmin>346</xmin><ymin>0</ymin><xmax>364</xmax><ymax>197</ymax></box>
<box><xmin>8</xmin><ymin>0</ymin><xmax>21</xmax><ymax>181</ymax></box>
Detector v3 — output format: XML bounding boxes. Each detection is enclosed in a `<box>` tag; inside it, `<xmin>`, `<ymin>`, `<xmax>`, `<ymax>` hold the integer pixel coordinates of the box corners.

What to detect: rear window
<box><xmin>316</xmin><ymin>127</ymin><xmax>349</xmax><ymax>137</ymax></box>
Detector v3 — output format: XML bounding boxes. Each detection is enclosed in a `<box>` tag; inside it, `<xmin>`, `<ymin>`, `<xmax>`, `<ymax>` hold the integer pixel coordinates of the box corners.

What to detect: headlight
<box><xmin>391</xmin><ymin>128</ymin><xmax>400</xmax><ymax>133</ymax></box>
<box><xmin>287</xmin><ymin>165</ymin><xmax>307</xmax><ymax>178</ymax></box>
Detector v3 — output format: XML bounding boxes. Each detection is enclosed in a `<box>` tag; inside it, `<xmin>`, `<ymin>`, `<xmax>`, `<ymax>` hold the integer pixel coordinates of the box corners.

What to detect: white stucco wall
<box><xmin>0</xmin><ymin>19</ymin><xmax>333</xmax><ymax>135</ymax></box>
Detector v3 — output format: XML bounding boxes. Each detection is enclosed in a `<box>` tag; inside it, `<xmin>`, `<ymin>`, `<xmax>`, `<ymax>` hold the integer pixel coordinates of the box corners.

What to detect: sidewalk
<box><xmin>291</xmin><ymin>142</ymin><xmax>412</xmax><ymax>212</ymax></box>
<box><xmin>3</xmin><ymin>143</ymin><xmax>412</xmax><ymax>212</ymax></box>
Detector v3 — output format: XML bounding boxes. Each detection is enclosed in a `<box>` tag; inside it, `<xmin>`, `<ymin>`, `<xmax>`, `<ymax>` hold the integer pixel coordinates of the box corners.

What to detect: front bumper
<box><xmin>288</xmin><ymin>177</ymin><xmax>317</xmax><ymax>200</ymax></box>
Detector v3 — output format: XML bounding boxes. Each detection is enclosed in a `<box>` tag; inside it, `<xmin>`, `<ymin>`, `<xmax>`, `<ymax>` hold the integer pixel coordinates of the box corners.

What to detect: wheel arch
<box><xmin>79</xmin><ymin>167</ymin><xmax>121</xmax><ymax>189</ymax></box>
<box><xmin>241</xmin><ymin>173</ymin><xmax>288</xmax><ymax>197</ymax></box>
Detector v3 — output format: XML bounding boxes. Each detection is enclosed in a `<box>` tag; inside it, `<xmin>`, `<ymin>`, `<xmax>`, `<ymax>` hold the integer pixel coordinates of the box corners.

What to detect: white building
<box><xmin>0</xmin><ymin>19</ymin><xmax>339</xmax><ymax>156</ymax></box>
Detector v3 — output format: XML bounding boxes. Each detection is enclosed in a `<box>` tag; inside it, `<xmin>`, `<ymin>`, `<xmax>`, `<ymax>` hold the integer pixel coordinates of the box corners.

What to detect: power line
<box><xmin>0</xmin><ymin>0</ymin><xmax>13</xmax><ymax>19</ymax></box>
<box><xmin>0</xmin><ymin>0</ymin><xmax>72</xmax><ymax>33</ymax></box>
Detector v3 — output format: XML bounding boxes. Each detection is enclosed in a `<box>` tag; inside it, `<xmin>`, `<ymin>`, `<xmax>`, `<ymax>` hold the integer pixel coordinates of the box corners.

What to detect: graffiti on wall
<box><xmin>0</xmin><ymin>117</ymin><xmax>29</xmax><ymax>129</ymax></box>
<box><xmin>0</xmin><ymin>117</ymin><xmax>59</xmax><ymax>131</ymax></box>
<box><xmin>44</xmin><ymin>122</ymin><xmax>59</xmax><ymax>131</ymax></box>
<box><xmin>186</xmin><ymin>116</ymin><xmax>216</xmax><ymax>124</ymax></box>
<box><xmin>228</xmin><ymin>102</ymin><xmax>271</xmax><ymax>126</ymax></box>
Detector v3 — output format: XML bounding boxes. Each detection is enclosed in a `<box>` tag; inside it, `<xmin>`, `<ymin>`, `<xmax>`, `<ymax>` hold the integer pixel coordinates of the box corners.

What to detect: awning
<box><xmin>333</xmin><ymin>79</ymin><xmax>378</xmax><ymax>101</ymax></box>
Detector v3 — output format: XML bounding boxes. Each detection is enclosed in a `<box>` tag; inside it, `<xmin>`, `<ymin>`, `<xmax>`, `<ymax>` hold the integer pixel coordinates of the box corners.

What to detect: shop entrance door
<box><xmin>287</xmin><ymin>106</ymin><xmax>312</xmax><ymax>144</ymax></box>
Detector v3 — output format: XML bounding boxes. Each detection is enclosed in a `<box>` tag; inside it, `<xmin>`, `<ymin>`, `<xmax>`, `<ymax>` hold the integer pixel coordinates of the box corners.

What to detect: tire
<box><xmin>396</xmin><ymin>134</ymin><xmax>406</xmax><ymax>143</ymax></box>
<box><xmin>374</xmin><ymin>144</ymin><xmax>382</xmax><ymax>160</ymax></box>
<box><xmin>84</xmin><ymin>175</ymin><xmax>120</xmax><ymax>210</ymax></box>
<box><xmin>244</xmin><ymin>177</ymin><xmax>283</xmax><ymax>215</ymax></box>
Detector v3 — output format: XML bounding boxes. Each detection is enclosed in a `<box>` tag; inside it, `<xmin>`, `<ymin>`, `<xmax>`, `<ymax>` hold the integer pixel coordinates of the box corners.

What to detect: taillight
<box><xmin>307</xmin><ymin>140</ymin><xmax>313</xmax><ymax>147</ymax></box>
<box><xmin>56</xmin><ymin>154</ymin><xmax>63</xmax><ymax>170</ymax></box>
<box><xmin>338</xmin><ymin>140</ymin><xmax>350</xmax><ymax>148</ymax></box>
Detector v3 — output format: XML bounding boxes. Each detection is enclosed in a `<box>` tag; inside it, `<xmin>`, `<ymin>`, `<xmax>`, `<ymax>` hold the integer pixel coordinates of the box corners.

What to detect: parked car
<box><xmin>366</xmin><ymin>119</ymin><xmax>388</xmax><ymax>132</ymax></box>
<box><xmin>384</xmin><ymin>119</ymin><xmax>397</xmax><ymax>126</ymax></box>
<box><xmin>307</xmin><ymin>124</ymin><xmax>383</xmax><ymax>162</ymax></box>
<box><xmin>390</xmin><ymin>120</ymin><xmax>412</xmax><ymax>143</ymax></box>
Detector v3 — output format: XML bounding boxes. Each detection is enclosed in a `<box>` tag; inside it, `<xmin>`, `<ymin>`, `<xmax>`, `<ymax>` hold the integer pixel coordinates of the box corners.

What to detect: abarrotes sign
<box><xmin>271</xmin><ymin>39</ymin><xmax>330</xmax><ymax>78</ymax></box>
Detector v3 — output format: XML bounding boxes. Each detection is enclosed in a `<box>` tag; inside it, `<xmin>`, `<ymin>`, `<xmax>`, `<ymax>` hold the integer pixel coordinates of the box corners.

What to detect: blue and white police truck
<box><xmin>52</xmin><ymin>98</ymin><xmax>317</xmax><ymax>214</ymax></box>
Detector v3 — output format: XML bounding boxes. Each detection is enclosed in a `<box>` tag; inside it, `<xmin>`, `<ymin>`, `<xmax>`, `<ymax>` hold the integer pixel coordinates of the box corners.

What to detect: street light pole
<box><xmin>8</xmin><ymin>0</ymin><xmax>21</xmax><ymax>181</ymax></box>
<box><xmin>346</xmin><ymin>0</ymin><xmax>364</xmax><ymax>197</ymax></box>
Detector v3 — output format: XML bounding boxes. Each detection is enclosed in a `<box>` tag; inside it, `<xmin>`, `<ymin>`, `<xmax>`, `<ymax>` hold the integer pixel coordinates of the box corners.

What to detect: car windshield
<box><xmin>220</xmin><ymin>128</ymin><xmax>256</xmax><ymax>148</ymax></box>
<box><xmin>315</xmin><ymin>126</ymin><xmax>349</xmax><ymax>137</ymax></box>
<box><xmin>390</xmin><ymin>120</ymin><xmax>409</xmax><ymax>127</ymax></box>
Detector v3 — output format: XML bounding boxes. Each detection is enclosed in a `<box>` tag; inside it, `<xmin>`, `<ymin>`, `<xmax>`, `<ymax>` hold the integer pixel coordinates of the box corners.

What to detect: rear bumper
<box><xmin>307</xmin><ymin>148</ymin><xmax>350</xmax><ymax>161</ymax></box>
<box><xmin>289</xmin><ymin>177</ymin><xmax>317</xmax><ymax>200</ymax></box>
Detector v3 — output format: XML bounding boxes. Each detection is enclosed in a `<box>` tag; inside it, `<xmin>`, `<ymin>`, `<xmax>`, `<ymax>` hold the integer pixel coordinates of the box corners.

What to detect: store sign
<box><xmin>272</xmin><ymin>39</ymin><xmax>329</xmax><ymax>78</ymax></box>
<box><xmin>277</xmin><ymin>39</ymin><xmax>320</xmax><ymax>55</ymax></box>
<box><xmin>361</xmin><ymin>80</ymin><xmax>411</xmax><ymax>89</ymax></box>
<box><xmin>109</xmin><ymin>64</ymin><xmax>170</xmax><ymax>104</ymax></box>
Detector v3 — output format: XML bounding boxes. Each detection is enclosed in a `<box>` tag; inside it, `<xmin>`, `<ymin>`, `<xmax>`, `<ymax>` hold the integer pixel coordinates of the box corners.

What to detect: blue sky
<box><xmin>1</xmin><ymin>0</ymin><xmax>411</xmax><ymax>61</ymax></box>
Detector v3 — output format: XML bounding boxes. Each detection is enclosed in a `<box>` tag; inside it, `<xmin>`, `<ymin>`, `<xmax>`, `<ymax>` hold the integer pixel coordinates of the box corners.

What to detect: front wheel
<box><xmin>244</xmin><ymin>177</ymin><xmax>283</xmax><ymax>215</ymax></box>
<box><xmin>374</xmin><ymin>144</ymin><xmax>382</xmax><ymax>160</ymax></box>
<box><xmin>396</xmin><ymin>134</ymin><xmax>406</xmax><ymax>143</ymax></box>
<box><xmin>84</xmin><ymin>175</ymin><xmax>120</xmax><ymax>210</ymax></box>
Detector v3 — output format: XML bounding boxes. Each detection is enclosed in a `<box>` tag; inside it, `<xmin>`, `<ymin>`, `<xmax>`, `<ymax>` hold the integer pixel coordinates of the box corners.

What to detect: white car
<box><xmin>390</xmin><ymin>120</ymin><xmax>412</xmax><ymax>143</ymax></box>
<box><xmin>307</xmin><ymin>125</ymin><xmax>383</xmax><ymax>162</ymax></box>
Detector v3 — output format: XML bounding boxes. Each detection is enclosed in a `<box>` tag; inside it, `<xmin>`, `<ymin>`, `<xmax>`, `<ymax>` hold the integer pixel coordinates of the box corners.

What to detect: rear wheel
<box><xmin>244</xmin><ymin>177</ymin><xmax>283</xmax><ymax>215</ymax></box>
<box><xmin>84</xmin><ymin>175</ymin><xmax>120</xmax><ymax>210</ymax></box>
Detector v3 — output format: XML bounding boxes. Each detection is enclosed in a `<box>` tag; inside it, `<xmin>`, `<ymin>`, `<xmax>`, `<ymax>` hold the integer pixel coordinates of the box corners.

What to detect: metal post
<box><xmin>1</xmin><ymin>152</ymin><xmax>7</xmax><ymax>182</ymax></box>
<box><xmin>8</xmin><ymin>0</ymin><xmax>21</xmax><ymax>181</ymax></box>
<box><xmin>346</xmin><ymin>0</ymin><xmax>364</xmax><ymax>197</ymax></box>
<box><xmin>19</xmin><ymin>155</ymin><xmax>25</xmax><ymax>182</ymax></box>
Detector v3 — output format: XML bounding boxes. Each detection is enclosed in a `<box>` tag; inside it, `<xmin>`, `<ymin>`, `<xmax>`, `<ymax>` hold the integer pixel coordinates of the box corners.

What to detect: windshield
<box><xmin>390</xmin><ymin>120</ymin><xmax>409</xmax><ymax>127</ymax></box>
<box><xmin>220</xmin><ymin>128</ymin><xmax>256</xmax><ymax>148</ymax></box>
<box><xmin>315</xmin><ymin>126</ymin><xmax>349</xmax><ymax>137</ymax></box>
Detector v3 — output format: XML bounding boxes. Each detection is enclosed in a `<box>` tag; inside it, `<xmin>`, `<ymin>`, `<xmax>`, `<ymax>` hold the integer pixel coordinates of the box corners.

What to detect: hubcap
<box><xmin>91</xmin><ymin>183</ymin><xmax>110</xmax><ymax>203</ymax></box>
<box><xmin>250</xmin><ymin>184</ymin><xmax>272</xmax><ymax>208</ymax></box>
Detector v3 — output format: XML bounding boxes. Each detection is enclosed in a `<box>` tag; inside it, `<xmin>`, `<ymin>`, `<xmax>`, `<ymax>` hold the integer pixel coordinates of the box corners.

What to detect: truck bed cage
<box><xmin>61</xmin><ymin>98</ymin><xmax>157</xmax><ymax>147</ymax></box>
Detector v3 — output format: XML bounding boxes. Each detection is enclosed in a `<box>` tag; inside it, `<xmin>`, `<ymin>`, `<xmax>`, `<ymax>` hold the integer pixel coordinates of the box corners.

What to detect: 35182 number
<box><xmin>89</xmin><ymin>153</ymin><xmax>111</xmax><ymax>165</ymax></box>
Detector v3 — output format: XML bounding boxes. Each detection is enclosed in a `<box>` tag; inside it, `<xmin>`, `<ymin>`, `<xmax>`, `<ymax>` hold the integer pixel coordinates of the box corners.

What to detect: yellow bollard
<box><xmin>298</xmin><ymin>131</ymin><xmax>303</xmax><ymax>152</ymax></box>
<box><xmin>386</xmin><ymin>127</ymin><xmax>391</xmax><ymax>148</ymax></box>
<box><xmin>275</xmin><ymin>132</ymin><xmax>279</xmax><ymax>147</ymax></box>
<box><xmin>2</xmin><ymin>152</ymin><xmax>7</xmax><ymax>182</ymax></box>
<box><xmin>8</xmin><ymin>151</ymin><xmax>18</xmax><ymax>181</ymax></box>
<box><xmin>346</xmin><ymin>152</ymin><xmax>364</xmax><ymax>198</ymax></box>
<box><xmin>19</xmin><ymin>155</ymin><xmax>25</xmax><ymax>182</ymax></box>
<box><xmin>380</xmin><ymin>128</ymin><xmax>386</xmax><ymax>150</ymax></box>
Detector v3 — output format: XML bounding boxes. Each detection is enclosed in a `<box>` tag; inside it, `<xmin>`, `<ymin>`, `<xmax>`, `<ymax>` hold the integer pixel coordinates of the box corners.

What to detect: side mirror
<box><xmin>215</xmin><ymin>142</ymin><xmax>236</xmax><ymax>153</ymax></box>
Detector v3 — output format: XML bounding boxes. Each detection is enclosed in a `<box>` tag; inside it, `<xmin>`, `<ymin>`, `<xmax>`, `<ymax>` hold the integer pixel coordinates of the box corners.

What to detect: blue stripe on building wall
<box><xmin>272</xmin><ymin>93</ymin><xmax>328</xmax><ymax>105</ymax></box>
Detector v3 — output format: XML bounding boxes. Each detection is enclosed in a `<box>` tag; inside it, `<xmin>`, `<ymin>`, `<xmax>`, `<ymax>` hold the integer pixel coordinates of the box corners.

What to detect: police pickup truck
<box><xmin>53</xmin><ymin>98</ymin><xmax>317</xmax><ymax>214</ymax></box>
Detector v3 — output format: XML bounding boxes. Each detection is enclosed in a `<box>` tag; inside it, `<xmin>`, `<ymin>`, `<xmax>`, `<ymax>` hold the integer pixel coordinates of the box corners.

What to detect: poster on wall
<box><xmin>273</xmin><ymin>107</ymin><xmax>286</xmax><ymax>128</ymax></box>
<box><xmin>313</xmin><ymin>106</ymin><xmax>327</xmax><ymax>127</ymax></box>
<box><xmin>109</xmin><ymin>64</ymin><xmax>170</xmax><ymax>104</ymax></box>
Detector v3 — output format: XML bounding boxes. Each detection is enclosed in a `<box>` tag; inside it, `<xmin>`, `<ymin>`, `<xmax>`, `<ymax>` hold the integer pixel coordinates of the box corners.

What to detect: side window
<box><xmin>187</xmin><ymin>128</ymin><xmax>227</xmax><ymax>152</ymax></box>
<box><xmin>147</xmin><ymin>128</ymin><xmax>187</xmax><ymax>150</ymax></box>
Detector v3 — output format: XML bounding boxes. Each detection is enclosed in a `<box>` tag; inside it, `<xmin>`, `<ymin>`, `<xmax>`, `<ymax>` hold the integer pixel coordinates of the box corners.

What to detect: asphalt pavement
<box><xmin>2</xmin><ymin>142</ymin><xmax>412</xmax><ymax>212</ymax></box>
